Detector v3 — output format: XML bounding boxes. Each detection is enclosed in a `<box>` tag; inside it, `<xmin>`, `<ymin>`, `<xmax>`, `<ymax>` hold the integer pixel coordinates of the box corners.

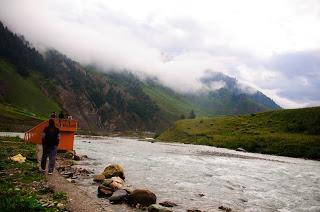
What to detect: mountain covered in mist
<box><xmin>0</xmin><ymin>22</ymin><xmax>280</xmax><ymax>132</ymax></box>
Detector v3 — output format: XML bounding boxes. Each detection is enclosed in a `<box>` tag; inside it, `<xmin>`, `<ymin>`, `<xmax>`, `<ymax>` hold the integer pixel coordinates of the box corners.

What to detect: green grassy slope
<box><xmin>0</xmin><ymin>60</ymin><xmax>60</xmax><ymax>118</ymax></box>
<box><xmin>158</xmin><ymin>107</ymin><xmax>320</xmax><ymax>159</ymax></box>
<box><xmin>0</xmin><ymin>103</ymin><xmax>42</xmax><ymax>132</ymax></box>
<box><xmin>142</xmin><ymin>83</ymin><xmax>210</xmax><ymax>121</ymax></box>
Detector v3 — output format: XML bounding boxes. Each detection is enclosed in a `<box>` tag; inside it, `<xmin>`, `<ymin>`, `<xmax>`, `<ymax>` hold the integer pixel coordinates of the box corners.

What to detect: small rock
<box><xmin>148</xmin><ymin>204</ymin><xmax>173</xmax><ymax>212</ymax></box>
<box><xmin>108</xmin><ymin>177</ymin><xmax>125</xmax><ymax>190</ymax></box>
<box><xmin>126</xmin><ymin>189</ymin><xmax>157</xmax><ymax>207</ymax></box>
<box><xmin>93</xmin><ymin>174</ymin><xmax>105</xmax><ymax>182</ymax></box>
<box><xmin>73</xmin><ymin>154</ymin><xmax>81</xmax><ymax>161</ymax></box>
<box><xmin>197</xmin><ymin>193</ymin><xmax>205</xmax><ymax>197</ymax></box>
<box><xmin>109</xmin><ymin>180</ymin><xmax>124</xmax><ymax>190</ymax></box>
<box><xmin>57</xmin><ymin>203</ymin><xmax>65</xmax><ymax>209</ymax></box>
<box><xmin>81</xmin><ymin>155</ymin><xmax>89</xmax><ymax>159</ymax></box>
<box><xmin>111</xmin><ymin>176</ymin><xmax>124</xmax><ymax>184</ymax></box>
<box><xmin>236</xmin><ymin>147</ymin><xmax>247</xmax><ymax>152</ymax></box>
<box><xmin>103</xmin><ymin>164</ymin><xmax>125</xmax><ymax>179</ymax></box>
<box><xmin>109</xmin><ymin>189</ymin><xmax>128</xmax><ymax>204</ymax></box>
<box><xmin>60</xmin><ymin>171</ymin><xmax>73</xmax><ymax>178</ymax></box>
<box><xmin>67</xmin><ymin>178</ymin><xmax>76</xmax><ymax>183</ymax></box>
<box><xmin>97</xmin><ymin>185</ymin><xmax>113</xmax><ymax>198</ymax></box>
<box><xmin>218</xmin><ymin>206</ymin><xmax>232</xmax><ymax>212</ymax></box>
<box><xmin>159</xmin><ymin>200</ymin><xmax>178</xmax><ymax>207</ymax></box>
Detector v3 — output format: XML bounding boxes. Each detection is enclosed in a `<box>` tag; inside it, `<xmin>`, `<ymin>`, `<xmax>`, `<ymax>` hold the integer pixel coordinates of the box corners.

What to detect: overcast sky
<box><xmin>1</xmin><ymin>0</ymin><xmax>320</xmax><ymax>108</ymax></box>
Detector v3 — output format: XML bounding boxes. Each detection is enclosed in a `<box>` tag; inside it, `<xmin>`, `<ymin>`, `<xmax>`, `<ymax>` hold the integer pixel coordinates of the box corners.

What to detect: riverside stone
<box><xmin>97</xmin><ymin>185</ymin><xmax>113</xmax><ymax>197</ymax></box>
<box><xmin>109</xmin><ymin>189</ymin><xmax>128</xmax><ymax>204</ymax></box>
<box><xmin>103</xmin><ymin>164</ymin><xmax>125</xmax><ymax>179</ymax></box>
<box><xmin>148</xmin><ymin>204</ymin><xmax>173</xmax><ymax>212</ymax></box>
<box><xmin>93</xmin><ymin>174</ymin><xmax>105</xmax><ymax>182</ymax></box>
<box><xmin>126</xmin><ymin>189</ymin><xmax>157</xmax><ymax>207</ymax></box>
<box><xmin>159</xmin><ymin>200</ymin><xmax>178</xmax><ymax>207</ymax></box>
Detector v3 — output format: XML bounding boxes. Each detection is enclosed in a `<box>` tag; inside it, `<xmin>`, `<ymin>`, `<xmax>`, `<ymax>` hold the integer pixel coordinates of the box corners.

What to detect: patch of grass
<box><xmin>0</xmin><ymin>104</ymin><xmax>42</xmax><ymax>132</ymax></box>
<box><xmin>0</xmin><ymin>136</ymin><xmax>66</xmax><ymax>211</ymax></box>
<box><xmin>53</xmin><ymin>192</ymin><xmax>68</xmax><ymax>202</ymax></box>
<box><xmin>157</xmin><ymin>107</ymin><xmax>320</xmax><ymax>159</ymax></box>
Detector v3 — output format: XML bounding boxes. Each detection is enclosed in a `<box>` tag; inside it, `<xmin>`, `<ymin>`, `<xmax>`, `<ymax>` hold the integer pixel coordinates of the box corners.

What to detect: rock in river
<box><xmin>159</xmin><ymin>200</ymin><xmax>178</xmax><ymax>207</ymax></box>
<box><xmin>103</xmin><ymin>164</ymin><xmax>125</xmax><ymax>179</ymax></box>
<box><xmin>109</xmin><ymin>189</ymin><xmax>128</xmax><ymax>204</ymax></box>
<box><xmin>148</xmin><ymin>204</ymin><xmax>173</xmax><ymax>212</ymax></box>
<box><xmin>94</xmin><ymin>174</ymin><xmax>105</xmax><ymax>182</ymax></box>
<box><xmin>126</xmin><ymin>189</ymin><xmax>157</xmax><ymax>207</ymax></box>
<box><xmin>97</xmin><ymin>185</ymin><xmax>113</xmax><ymax>198</ymax></box>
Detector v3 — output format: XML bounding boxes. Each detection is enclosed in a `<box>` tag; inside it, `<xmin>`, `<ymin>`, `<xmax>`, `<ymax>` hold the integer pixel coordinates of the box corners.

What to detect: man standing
<box><xmin>40</xmin><ymin>119</ymin><xmax>60</xmax><ymax>174</ymax></box>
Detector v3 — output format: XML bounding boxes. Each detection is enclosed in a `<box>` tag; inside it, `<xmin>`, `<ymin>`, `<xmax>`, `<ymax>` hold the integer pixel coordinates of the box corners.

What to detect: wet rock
<box><xmin>109</xmin><ymin>189</ymin><xmax>128</xmax><ymax>204</ymax></box>
<box><xmin>97</xmin><ymin>185</ymin><xmax>113</xmax><ymax>198</ymax></box>
<box><xmin>218</xmin><ymin>206</ymin><xmax>232</xmax><ymax>212</ymax></box>
<box><xmin>187</xmin><ymin>210</ymin><xmax>202</xmax><ymax>212</ymax></box>
<box><xmin>148</xmin><ymin>204</ymin><xmax>173</xmax><ymax>212</ymax></box>
<box><xmin>159</xmin><ymin>200</ymin><xmax>178</xmax><ymax>207</ymax></box>
<box><xmin>103</xmin><ymin>164</ymin><xmax>125</xmax><ymax>179</ymax></box>
<box><xmin>102</xmin><ymin>178</ymin><xmax>113</xmax><ymax>187</ymax></box>
<box><xmin>73</xmin><ymin>154</ymin><xmax>81</xmax><ymax>161</ymax></box>
<box><xmin>236</xmin><ymin>147</ymin><xmax>247</xmax><ymax>152</ymax></box>
<box><xmin>109</xmin><ymin>180</ymin><xmax>124</xmax><ymax>190</ymax></box>
<box><xmin>60</xmin><ymin>171</ymin><xmax>73</xmax><ymax>178</ymax></box>
<box><xmin>81</xmin><ymin>155</ymin><xmax>89</xmax><ymax>159</ymax></box>
<box><xmin>126</xmin><ymin>189</ymin><xmax>157</xmax><ymax>207</ymax></box>
<box><xmin>197</xmin><ymin>193</ymin><xmax>205</xmax><ymax>197</ymax></box>
<box><xmin>93</xmin><ymin>174</ymin><xmax>105</xmax><ymax>182</ymax></box>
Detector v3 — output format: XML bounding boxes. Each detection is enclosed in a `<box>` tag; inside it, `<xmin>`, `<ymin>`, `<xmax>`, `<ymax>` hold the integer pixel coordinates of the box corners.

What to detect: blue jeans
<box><xmin>41</xmin><ymin>145</ymin><xmax>57</xmax><ymax>173</ymax></box>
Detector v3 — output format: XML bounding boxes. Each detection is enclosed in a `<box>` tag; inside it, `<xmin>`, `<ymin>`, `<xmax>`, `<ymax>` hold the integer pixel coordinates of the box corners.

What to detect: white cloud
<box><xmin>0</xmin><ymin>0</ymin><xmax>319</xmax><ymax>108</ymax></box>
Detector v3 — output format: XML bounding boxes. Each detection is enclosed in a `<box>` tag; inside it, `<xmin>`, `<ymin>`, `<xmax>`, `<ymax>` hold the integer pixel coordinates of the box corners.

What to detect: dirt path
<box><xmin>46</xmin><ymin>170</ymin><xmax>114</xmax><ymax>212</ymax></box>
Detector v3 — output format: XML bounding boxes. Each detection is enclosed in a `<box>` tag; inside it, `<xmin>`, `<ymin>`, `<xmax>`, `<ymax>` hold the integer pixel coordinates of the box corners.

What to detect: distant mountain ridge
<box><xmin>0</xmin><ymin>21</ymin><xmax>281</xmax><ymax>132</ymax></box>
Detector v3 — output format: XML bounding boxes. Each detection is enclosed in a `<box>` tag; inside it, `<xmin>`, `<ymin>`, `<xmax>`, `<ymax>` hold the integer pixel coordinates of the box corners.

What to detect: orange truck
<box><xmin>24</xmin><ymin>119</ymin><xmax>77</xmax><ymax>151</ymax></box>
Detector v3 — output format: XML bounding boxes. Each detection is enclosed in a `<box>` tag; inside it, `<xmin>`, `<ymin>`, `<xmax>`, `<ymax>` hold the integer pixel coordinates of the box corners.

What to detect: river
<box><xmin>73</xmin><ymin>136</ymin><xmax>320</xmax><ymax>212</ymax></box>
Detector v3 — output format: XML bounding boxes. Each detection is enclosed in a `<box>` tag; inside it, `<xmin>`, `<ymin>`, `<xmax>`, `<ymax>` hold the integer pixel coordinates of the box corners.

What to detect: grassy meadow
<box><xmin>0</xmin><ymin>136</ymin><xmax>67</xmax><ymax>211</ymax></box>
<box><xmin>157</xmin><ymin>107</ymin><xmax>320</xmax><ymax>159</ymax></box>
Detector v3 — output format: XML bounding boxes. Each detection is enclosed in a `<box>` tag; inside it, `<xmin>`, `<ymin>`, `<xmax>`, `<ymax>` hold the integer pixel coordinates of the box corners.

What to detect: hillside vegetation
<box><xmin>158</xmin><ymin>107</ymin><xmax>320</xmax><ymax>159</ymax></box>
<box><xmin>0</xmin><ymin>103</ymin><xmax>42</xmax><ymax>132</ymax></box>
<box><xmin>0</xmin><ymin>60</ymin><xmax>60</xmax><ymax>118</ymax></box>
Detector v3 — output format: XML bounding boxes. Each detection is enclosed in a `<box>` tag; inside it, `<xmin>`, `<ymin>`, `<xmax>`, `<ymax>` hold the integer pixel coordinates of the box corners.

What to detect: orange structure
<box><xmin>24</xmin><ymin>119</ymin><xmax>77</xmax><ymax>151</ymax></box>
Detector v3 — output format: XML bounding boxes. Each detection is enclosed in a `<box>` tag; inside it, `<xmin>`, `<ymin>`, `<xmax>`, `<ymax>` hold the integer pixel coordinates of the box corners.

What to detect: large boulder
<box><xmin>109</xmin><ymin>189</ymin><xmax>128</xmax><ymax>204</ymax></box>
<box><xmin>148</xmin><ymin>204</ymin><xmax>173</xmax><ymax>212</ymax></box>
<box><xmin>126</xmin><ymin>189</ymin><xmax>157</xmax><ymax>207</ymax></box>
<box><xmin>93</xmin><ymin>174</ymin><xmax>105</xmax><ymax>182</ymax></box>
<box><xmin>97</xmin><ymin>185</ymin><xmax>113</xmax><ymax>198</ymax></box>
<box><xmin>103</xmin><ymin>164</ymin><xmax>125</xmax><ymax>179</ymax></box>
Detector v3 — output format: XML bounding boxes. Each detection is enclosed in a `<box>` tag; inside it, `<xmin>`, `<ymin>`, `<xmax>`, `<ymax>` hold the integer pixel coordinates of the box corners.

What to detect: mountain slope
<box><xmin>0</xmin><ymin>60</ymin><xmax>60</xmax><ymax>118</ymax></box>
<box><xmin>157</xmin><ymin>107</ymin><xmax>320</xmax><ymax>159</ymax></box>
<box><xmin>0</xmin><ymin>21</ymin><xmax>281</xmax><ymax>132</ymax></box>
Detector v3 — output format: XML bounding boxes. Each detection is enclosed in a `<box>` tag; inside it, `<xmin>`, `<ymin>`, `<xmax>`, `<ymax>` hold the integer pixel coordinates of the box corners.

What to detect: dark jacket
<box><xmin>42</xmin><ymin>126</ymin><xmax>60</xmax><ymax>147</ymax></box>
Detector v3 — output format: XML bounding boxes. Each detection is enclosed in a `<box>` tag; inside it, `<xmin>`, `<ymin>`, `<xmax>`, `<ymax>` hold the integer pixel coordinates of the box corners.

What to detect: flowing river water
<box><xmin>73</xmin><ymin>136</ymin><xmax>320</xmax><ymax>212</ymax></box>
<box><xmin>1</xmin><ymin>132</ymin><xmax>319</xmax><ymax>211</ymax></box>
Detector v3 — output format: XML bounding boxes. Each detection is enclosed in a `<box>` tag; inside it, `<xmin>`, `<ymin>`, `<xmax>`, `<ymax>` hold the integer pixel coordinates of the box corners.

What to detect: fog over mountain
<box><xmin>1</xmin><ymin>0</ymin><xmax>319</xmax><ymax>108</ymax></box>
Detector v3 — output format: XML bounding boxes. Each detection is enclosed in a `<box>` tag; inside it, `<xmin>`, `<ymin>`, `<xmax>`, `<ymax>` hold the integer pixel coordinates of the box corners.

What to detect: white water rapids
<box><xmin>73</xmin><ymin>136</ymin><xmax>320</xmax><ymax>212</ymax></box>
